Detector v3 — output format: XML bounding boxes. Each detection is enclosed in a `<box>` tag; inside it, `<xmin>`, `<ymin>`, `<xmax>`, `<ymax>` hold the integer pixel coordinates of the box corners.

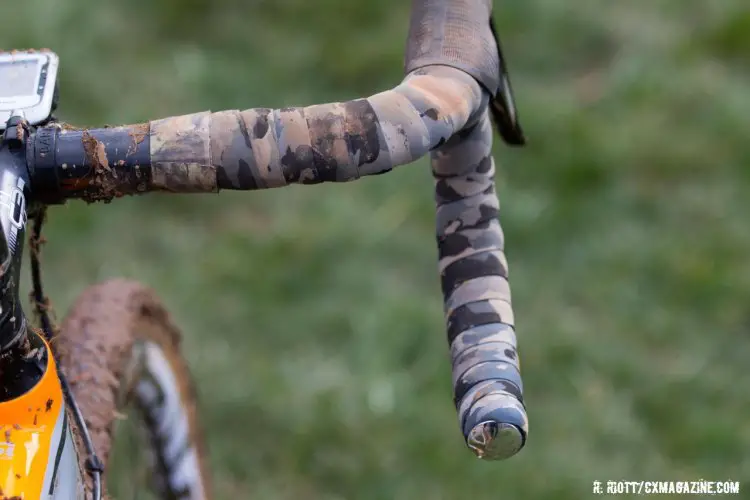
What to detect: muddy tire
<box><xmin>56</xmin><ymin>279</ymin><xmax>211</xmax><ymax>499</ymax></box>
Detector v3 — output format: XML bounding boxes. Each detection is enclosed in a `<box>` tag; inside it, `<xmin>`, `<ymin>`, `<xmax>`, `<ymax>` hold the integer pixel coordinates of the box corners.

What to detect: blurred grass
<box><xmin>4</xmin><ymin>0</ymin><xmax>750</xmax><ymax>498</ymax></box>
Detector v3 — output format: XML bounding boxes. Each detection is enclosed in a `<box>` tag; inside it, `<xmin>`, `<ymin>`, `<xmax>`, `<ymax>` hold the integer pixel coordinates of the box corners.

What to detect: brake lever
<box><xmin>488</xmin><ymin>18</ymin><xmax>526</xmax><ymax>146</ymax></box>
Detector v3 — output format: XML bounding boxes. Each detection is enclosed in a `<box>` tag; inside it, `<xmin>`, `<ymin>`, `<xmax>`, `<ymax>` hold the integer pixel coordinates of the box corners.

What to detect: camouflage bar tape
<box><xmin>142</xmin><ymin>63</ymin><xmax>527</xmax><ymax>460</ymax></box>
<box><xmin>434</xmin><ymin>110</ymin><xmax>527</xmax><ymax>460</ymax></box>
<box><xmin>146</xmin><ymin>65</ymin><xmax>485</xmax><ymax>190</ymax></box>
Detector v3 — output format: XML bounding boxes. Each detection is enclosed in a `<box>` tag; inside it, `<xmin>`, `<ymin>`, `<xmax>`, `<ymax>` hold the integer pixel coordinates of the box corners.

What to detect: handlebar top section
<box><xmin>27</xmin><ymin>66</ymin><xmax>485</xmax><ymax>202</ymax></box>
<box><xmin>26</xmin><ymin>0</ymin><xmax>523</xmax><ymax>202</ymax></box>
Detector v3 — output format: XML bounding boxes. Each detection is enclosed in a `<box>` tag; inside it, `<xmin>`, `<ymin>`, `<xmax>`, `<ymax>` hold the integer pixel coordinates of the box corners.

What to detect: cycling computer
<box><xmin>0</xmin><ymin>50</ymin><xmax>59</xmax><ymax>129</ymax></box>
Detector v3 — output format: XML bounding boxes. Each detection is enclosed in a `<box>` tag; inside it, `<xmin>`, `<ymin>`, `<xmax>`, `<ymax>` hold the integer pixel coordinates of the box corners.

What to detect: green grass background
<box><xmin>4</xmin><ymin>0</ymin><xmax>750</xmax><ymax>498</ymax></box>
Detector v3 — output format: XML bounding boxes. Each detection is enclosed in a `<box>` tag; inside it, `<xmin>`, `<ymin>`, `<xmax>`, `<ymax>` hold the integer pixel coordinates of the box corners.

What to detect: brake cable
<box><xmin>29</xmin><ymin>207</ymin><xmax>104</xmax><ymax>500</ymax></box>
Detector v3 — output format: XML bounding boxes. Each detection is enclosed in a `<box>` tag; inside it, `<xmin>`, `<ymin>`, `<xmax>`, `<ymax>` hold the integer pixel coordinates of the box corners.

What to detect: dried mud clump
<box><xmin>80</xmin><ymin>131</ymin><xmax>120</xmax><ymax>204</ymax></box>
<box><xmin>126</xmin><ymin>123</ymin><xmax>149</xmax><ymax>156</ymax></box>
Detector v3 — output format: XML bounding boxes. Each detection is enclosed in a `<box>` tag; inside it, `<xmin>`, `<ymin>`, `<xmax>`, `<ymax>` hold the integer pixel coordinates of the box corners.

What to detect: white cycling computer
<box><xmin>0</xmin><ymin>50</ymin><xmax>59</xmax><ymax>130</ymax></box>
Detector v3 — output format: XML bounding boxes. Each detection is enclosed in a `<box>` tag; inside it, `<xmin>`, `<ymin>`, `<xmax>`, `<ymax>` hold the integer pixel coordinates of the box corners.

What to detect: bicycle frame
<box><xmin>0</xmin><ymin>337</ymin><xmax>83</xmax><ymax>498</ymax></box>
<box><xmin>0</xmin><ymin>118</ymin><xmax>85</xmax><ymax>498</ymax></box>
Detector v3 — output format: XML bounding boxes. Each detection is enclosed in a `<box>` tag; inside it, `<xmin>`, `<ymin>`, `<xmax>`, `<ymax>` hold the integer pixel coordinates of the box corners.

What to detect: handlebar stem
<box><xmin>0</xmin><ymin>116</ymin><xmax>47</xmax><ymax>402</ymax></box>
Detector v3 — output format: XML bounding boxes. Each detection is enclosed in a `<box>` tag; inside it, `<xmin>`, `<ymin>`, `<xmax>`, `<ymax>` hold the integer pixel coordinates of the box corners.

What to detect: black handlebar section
<box><xmin>23</xmin><ymin>0</ymin><xmax>528</xmax><ymax>460</ymax></box>
<box><xmin>28</xmin><ymin>124</ymin><xmax>152</xmax><ymax>204</ymax></box>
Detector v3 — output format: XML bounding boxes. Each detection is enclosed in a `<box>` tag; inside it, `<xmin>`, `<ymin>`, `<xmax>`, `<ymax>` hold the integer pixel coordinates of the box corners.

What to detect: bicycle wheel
<box><xmin>56</xmin><ymin>279</ymin><xmax>211</xmax><ymax>499</ymax></box>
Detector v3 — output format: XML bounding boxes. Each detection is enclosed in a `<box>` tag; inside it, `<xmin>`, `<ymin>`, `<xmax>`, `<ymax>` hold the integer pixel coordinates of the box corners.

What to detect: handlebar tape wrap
<box><xmin>406</xmin><ymin>0</ymin><xmax>528</xmax><ymax>460</ymax></box>
<box><xmin>143</xmin><ymin>65</ymin><xmax>486</xmax><ymax>191</ymax></box>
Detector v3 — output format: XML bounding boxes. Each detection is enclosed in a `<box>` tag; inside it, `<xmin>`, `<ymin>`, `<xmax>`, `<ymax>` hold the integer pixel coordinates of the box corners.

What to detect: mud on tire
<box><xmin>56</xmin><ymin>279</ymin><xmax>211</xmax><ymax>498</ymax></box>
